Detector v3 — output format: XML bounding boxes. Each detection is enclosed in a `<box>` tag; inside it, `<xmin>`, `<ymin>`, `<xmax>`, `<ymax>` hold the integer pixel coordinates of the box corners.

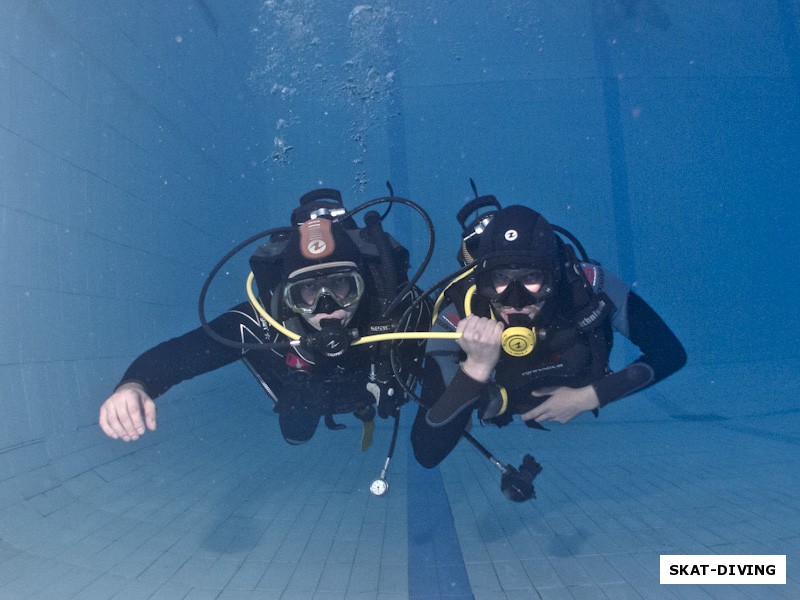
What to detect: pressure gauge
<box><xmin>370</xmin><ymin>478</ymin><xmax>389</xmax><ymax>496</ymax></box>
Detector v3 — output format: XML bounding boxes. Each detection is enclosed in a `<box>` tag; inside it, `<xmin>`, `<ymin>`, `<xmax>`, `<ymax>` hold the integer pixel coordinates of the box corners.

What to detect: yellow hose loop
<box><xmin>246</xmin><ymin>272</ymin><xmax>300</xmax><ymax>340</ymax></box>
<box><xmin>497</xmin><ymin>386</ymin><xmax>509</xmax><ymax>416</ymax></box>
<box><xmin>432</xmin><ymin>266</ymin><xmax>476</xmax><ymax>324</ymax></box>
<box><xmin>463</xmin><ymin>284</ymin><xmax>481</xmax><ymax>317</ymax></box>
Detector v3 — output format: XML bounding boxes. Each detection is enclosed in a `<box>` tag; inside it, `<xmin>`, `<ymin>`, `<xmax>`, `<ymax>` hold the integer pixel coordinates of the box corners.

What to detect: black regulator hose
<box><xmin>388</xmin><ymin>260</ymin><xmax>478</xmax><ymax>405</ymax></box>
<box><xmin>198</xmin><ymin>226</ymin><xmax>294</xmax><ymax>351</ymax></box>
<box><xmin>337</xmin><ymin>196</ymin><xmax>435</xmax><ymax>318</ymax></box>
<box><xmin>363</xmin><ymin>210</ymin><xmax>398</xmax><ymax>315</ymax></box>
<box><xmin>553</xmin><ymin>224</ymin><xmax>591</xmax><ymax>263</ymax></box>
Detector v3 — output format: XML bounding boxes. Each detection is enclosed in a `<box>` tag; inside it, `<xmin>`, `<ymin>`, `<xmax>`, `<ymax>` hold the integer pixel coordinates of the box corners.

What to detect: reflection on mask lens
<box><xmin>490</xmin><ymin>269</ymin><xmax>543</xmax><ymax>294</ymax></box>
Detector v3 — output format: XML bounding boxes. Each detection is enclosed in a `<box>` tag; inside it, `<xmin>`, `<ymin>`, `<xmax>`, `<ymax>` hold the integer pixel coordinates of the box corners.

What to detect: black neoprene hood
<box><xmin>475</xmin><ymin>205</ymin><xmax>559</xmax><ymax>274</ymax></box>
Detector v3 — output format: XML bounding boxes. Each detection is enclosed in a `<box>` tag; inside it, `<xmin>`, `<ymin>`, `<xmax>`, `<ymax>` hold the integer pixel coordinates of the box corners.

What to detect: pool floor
<box><xmin>1</xmin><ymin>361</ymin><xmax>798</xmax><ymax>599</ymax></box>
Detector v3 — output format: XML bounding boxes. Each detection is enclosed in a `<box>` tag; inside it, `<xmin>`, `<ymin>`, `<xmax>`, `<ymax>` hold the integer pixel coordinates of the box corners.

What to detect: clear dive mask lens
<box><xmin>491</xmin><ymin>269</ymin><xmax>544</xmax><ymax>292</ymax></box>
<box><xmin>284</xmin><ymin>267</ymin><xmax>365</xmax><ymax>314</ymax></box>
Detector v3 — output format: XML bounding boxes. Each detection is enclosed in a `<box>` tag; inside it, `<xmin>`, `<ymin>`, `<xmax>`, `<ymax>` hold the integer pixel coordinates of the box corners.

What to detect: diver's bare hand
<box><xmin>457</xmin><ymin>315</ymin><xmax>504</xmax><ymax>382</ymax></box>
<box><xmin>522</xmin><ymin>385</ymin><xmax>600</xmax><ymax>424</ymax></box>
<box><xmin>99</xmin><ymin>382</ymin><xmax>157</xmax><ymax>441</ymax></box>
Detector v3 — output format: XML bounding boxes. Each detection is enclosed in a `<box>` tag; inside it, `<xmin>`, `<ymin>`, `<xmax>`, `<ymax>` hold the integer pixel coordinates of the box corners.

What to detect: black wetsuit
<box><xmin>411</xmin><ymin>263</ymin><xmax>686</xmax><ymax>468</ymax></box>
<box><xmin>118</xmin><ymin>298</ymin><xmax>428</xmax><ymax>444</ymax></box>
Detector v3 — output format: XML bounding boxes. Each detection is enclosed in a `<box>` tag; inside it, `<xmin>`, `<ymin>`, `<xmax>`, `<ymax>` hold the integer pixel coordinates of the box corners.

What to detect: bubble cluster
<box><xmin>250</xmin><ymin>1</ymin><xmax>400</xmax><ymax>191</ymax></box>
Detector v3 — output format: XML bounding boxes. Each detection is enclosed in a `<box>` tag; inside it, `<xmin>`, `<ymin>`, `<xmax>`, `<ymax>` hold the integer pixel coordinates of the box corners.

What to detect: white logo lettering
<box><xmin>660</xmin><ymin>555</ymin><xmax>786</xmax><ymax>585</ymax></box>
<box><xmin>504</xmin><ymin>229</ymin><xmax>518</xmax><ymax>241</ymax></box>
<box><xmin>307</xmin><ymin>240</ymin><xmax>327</xmax><ymax>255</ymax></box>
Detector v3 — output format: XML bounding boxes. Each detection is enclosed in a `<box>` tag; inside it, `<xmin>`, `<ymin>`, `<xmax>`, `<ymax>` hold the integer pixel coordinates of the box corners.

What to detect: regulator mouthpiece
<box><xmin>308</xmin><ymin>319</ymin><xmax>353</xmax><ymax>357</ymax></box>
<box><xmin>500</xmin><ymin>314</ymin><xmax>537</xmax><ymax>357</ymax></box>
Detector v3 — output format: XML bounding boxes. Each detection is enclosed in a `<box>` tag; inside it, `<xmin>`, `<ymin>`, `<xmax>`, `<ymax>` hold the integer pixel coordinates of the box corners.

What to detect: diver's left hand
<box><xmin>521</xmin><ymin>385</ymin><xmax>600</xmax><ymax>424</ymax></box>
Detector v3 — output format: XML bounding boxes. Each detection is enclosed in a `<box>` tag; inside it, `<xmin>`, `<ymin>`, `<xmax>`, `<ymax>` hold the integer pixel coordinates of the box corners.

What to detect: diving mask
<box><xmin>283</xmin><ymin>261</ymin><xmax>365</xmax><ymax>315</ymax></box>
<box><xmin>476</xmin><ymin>266</ymin><xmax>555</xmax><ymax>309</ymax></box>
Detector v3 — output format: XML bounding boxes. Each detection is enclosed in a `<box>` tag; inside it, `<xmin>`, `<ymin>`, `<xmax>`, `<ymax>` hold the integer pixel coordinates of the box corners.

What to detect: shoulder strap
<box><xmin>558</xmin><ymin>242</ymin><xmax>616</xmax><ymax>332</ymax></box>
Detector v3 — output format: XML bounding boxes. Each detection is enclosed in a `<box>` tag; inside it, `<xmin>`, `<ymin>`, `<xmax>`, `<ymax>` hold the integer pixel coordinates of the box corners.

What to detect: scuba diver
<box><xmin>99</xmin><ymin>188</ymin><xmax>433</xmax><ymax>463</ymax></box>
<box><xmin>410</xmin><ymin>199</ymin><xmax>686</xmax><ymax>499</ymax></box>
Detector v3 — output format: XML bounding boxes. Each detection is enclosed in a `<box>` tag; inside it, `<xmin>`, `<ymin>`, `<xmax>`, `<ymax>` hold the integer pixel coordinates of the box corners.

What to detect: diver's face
<box><xmin>301</xmin><ymin>303</ymin><xmax>358</xmax><ymax>330</ymax></box>
<box><xmin>296</xmin><ymin>274</ymin><xmax>356</xmax><ymax>306</ymax></box>
<box><xmin>489</xmin><ymin>268</ymin><xmax>545</xmax><ymax>324</ymax></box>
<box><xmin>490</xmin><ymin>268</ymin><xmax>544</xmax><ymax>295</ymax></box>
<box><xmin>283</xmin><ymin>265</ymin><xmax>365</xmax><ymax>319</ymax></box>
<box><xmin>293</xmin><ymin>273</ymin><xmax>360</xmax><ymax>330</ymax></box>
<box><xmin>494</xmin><ymin>303</ymin><xmax>543</xmax><ymax>324</ymax></box>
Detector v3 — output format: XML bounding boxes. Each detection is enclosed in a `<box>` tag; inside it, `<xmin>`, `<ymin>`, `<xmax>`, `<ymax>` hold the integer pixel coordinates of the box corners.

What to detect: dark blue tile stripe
<box><xmin>589</xmin><ymin>4</ymin><xmax>638</xmax><ymax>286</ymax></box>
<box><xmin>407</xmin><ymin>454</ymin><xmax>474</xmax><ymax>599</ymax></box>
<box><xmin>778</xmin><ymin>0</ymin><xmax>800</xmax><ymax>107</ymax></box>
<box><xmin>384</xmin><ymin>15</ymin><xmax>470</xmax><ymax>599</ymax></box>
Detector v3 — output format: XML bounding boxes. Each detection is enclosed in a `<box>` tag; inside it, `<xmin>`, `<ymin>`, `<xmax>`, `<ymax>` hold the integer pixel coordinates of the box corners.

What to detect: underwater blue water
<box><xmin>1</xmin><ymin>1</ymin><xmax>799</xmax><ymax>598</ymax></box>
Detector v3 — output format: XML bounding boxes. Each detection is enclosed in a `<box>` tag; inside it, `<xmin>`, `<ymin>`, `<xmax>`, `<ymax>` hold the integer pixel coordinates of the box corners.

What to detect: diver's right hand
<box><xmin>99</xmin><ymin>382</ymin><xmax>157</xmax><ymax>442</ymax></box>
<box><xmin>457</xmin><ymin>315</ymin><xmax>504</xmax><ymax>382</ymax></box>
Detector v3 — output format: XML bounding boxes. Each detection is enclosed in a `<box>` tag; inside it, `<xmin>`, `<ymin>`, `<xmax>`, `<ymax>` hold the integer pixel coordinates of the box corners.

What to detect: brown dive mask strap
<box><xmin>298</xmin><ymin>218</ymin><xmax>336</xmax><ymax>261</ymax></box>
